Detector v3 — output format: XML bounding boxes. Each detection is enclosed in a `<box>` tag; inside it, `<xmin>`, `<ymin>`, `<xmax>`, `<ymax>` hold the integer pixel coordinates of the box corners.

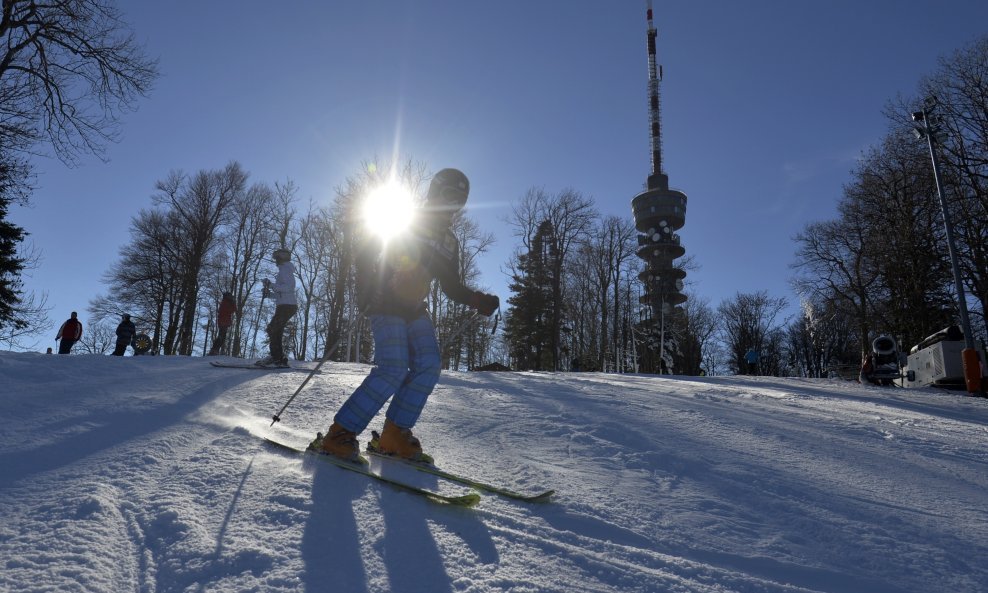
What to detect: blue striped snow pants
<box><xmin>334</xmin><ymin>314</ymin><xmax>441</xmax><ymax>433</ymax></box>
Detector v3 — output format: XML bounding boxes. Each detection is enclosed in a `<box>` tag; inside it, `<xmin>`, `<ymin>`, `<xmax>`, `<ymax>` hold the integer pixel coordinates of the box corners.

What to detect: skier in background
<box><xmin>316</xmin><ymin>168</ymin><xmax>499</xmax><ymax>463</ymax></box>
<box><xmin>207</xmin><ymin>292</ymin><xmax>238</xmax><ymax>356</ymax></box>
<box><xmin>112</xmin><ymin>314</ymin><xmax>136</xmax><ymax>356</ymax></box>
<box><xmin>55</xmin><ymin>311</ymin><xmax>83</xmax><ymax>354</ymax></box>
<box><xmin>256</xmin><ymin>249</ymin><xmax>297</xmax><ymax>368</ymax></box>
<box><xmin>744</xmin><ymin>348</ymin><xmax>760</xmax><ymax>375</ymax></box>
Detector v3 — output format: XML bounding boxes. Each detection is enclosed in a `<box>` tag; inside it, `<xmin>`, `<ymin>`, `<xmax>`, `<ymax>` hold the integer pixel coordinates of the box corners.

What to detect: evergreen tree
<box><xmin>505</xmin><ymin>220</ymin><xmax>555</xmax><ymax>370</ymax></box>
<box><xmin>0</xmin><ymin>155</ymin><xmax>28</xmax><ymax>331</ymax></box>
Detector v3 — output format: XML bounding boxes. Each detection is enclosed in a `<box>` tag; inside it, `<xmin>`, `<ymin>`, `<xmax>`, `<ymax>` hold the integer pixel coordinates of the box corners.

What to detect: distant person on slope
<box><xmin>208</xmin><ymin>292</ymin><xmax>238</xmax><ymax>356</ymax></box>
<box><xmin>315</xmin><ymin>168</ymin><xmax>499</xmax><ymax>463</ymax></box>
<box><xmin>744</xmin><ymin>348</ymin><xmax>760</xmax><ymax>375</ymax></box>
<box><xmin>256</xmin><ymin>249</ymin><xmax>297</xmax><ymax>368</ymax></box>
<box><xmin>112</xmin><ymin>314</ymin><xmax>136</xmax><ymax>356</ymax></box>
<box><xmin>55</xmin><ymin>311</ymin><xmax>83</xmax><ymax>354</ymax></box>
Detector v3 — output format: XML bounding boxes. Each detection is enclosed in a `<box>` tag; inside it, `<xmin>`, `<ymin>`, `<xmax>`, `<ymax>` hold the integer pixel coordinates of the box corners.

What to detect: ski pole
<box><xmin>457</xmin><ymin>305</ymin><xmax>501</xmax><ymax>340</ymax></box>
<box><xmin>440</xmin><ymin>310</ymin><xmax>480</xmax><ymax>354</ymax></box>
<box><xmin>270</xmin><ymin>310</ymin><xmax>362</xmax><ymax>426</ymax></box>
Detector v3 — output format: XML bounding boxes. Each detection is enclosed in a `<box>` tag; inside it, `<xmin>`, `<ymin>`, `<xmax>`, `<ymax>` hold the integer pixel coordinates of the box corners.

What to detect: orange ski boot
<box><xmin>317</xmin><ymin>422</ymin><xmax>360</xmax><ymax>462</ymax></box>
<box><xmin>378</xmin><ymin>419</ymin><xmax>430</xmax><ymax>462</ymax></box>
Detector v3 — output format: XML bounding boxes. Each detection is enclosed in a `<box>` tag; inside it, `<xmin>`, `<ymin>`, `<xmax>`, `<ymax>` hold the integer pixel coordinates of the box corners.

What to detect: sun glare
<box><xmin>362</xmin><ymin>180</ymin><xmax>416</xmax><ymax>240</ymax></box>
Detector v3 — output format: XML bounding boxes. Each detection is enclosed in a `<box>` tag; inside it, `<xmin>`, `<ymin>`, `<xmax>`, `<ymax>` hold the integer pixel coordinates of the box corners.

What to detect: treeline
<box><xmin>0</xmin><ymin>0</ymin><xmax>157</xmax><ymax>345</ymax></box>
<box><xmin>90</xmin><ymin>161</ymin><xmax>498</xmax><ymax>368</ymax></box>
<box><xmin>502</xmin><ymin>188</ymin><xmax>646</xmax><ymax>373</ymax></box>
<box><xmin>785</xmin><ymin>35</ymin><xmax>988</xmax><ymax>378</ymax></box>
<box><xmin>4</xmin><ymin>1</ymin><xmax>986</xmax><ymax>377</ymax></box>
<box><xmin>702</xmin><ymin>37</ymin><xmax>988</xmax><ymax>378</ymax></box>
<box><xmin>505</xmin><ymin>35</ymin><xmax>988</xmax><ymax>377</ymax></box>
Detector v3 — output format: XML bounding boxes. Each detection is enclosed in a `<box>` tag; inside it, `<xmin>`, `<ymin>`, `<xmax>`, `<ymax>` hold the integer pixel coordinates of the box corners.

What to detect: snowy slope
<box><xmin>1</xmin><ymin>351</ymin><xmax>986</xmax><ymax>593</ymax></box>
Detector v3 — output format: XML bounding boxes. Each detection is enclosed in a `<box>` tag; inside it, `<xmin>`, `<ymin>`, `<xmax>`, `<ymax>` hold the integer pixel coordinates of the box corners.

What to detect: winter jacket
<box><xmin>356</xmin><ymin>218</ymin><xmax>474</xmax><ymax>319</ymax></box>
<box><xmin>116</xmin><ymin>320</ymin><xmax>137</xmax><ymax>344</ymax></box>
<box><xmin>744</xmin><ymin>349</ymin><xmax>759</xmax><ymax>364</ymax></box>
<box><xmin>269</xmin><ymin>262</ymin><xmax>297</xmax><ymax>306</ymax></box>
<box><xmin>217</xmin><ymin>297</ymin><xmax>237</xmax><ymax>327</ymax></box>
<box><xmin>56</xmin><ymin>318</ymin><xmax>83</xmax><ymax>341</ymax></box>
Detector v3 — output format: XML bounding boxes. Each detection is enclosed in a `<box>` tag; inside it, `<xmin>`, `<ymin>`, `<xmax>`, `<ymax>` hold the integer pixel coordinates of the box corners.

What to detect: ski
<box><xmin>261</xmin><ymin>437</ymin><xmax>481</xmax><ymax>508</ymax></box>
<box><xmin>210</xmin><ymin>361</ymin><xmax>297</xmax><ymax>371</ymax></box>
<box><xmin>367</xmin><ymin>436</ymin><xmax>554</xmax><ymax>503</ymax></box>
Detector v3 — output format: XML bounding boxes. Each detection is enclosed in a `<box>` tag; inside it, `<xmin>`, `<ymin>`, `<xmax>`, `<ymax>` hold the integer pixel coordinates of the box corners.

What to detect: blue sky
<box><xmin>12</xmin><ymin>1</ymin><xmax>988</xmax><ymax>345</ymax></box>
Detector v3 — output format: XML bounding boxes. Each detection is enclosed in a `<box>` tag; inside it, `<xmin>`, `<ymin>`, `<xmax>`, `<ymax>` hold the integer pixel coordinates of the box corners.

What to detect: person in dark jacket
<box><xmin>317</xmin><ymin>168</ymin><xmax>499</xmax><ymax>462</ymax></box>
<box><xmin>744</xmin><ymin>348</ymin><xmax>760</xmax><ymax>375</ymax></box>
<box><xmin>55</xmin><ymin>311</ymin><xmax>83</xmax><ymax>354</ymax></box>
<box><xmin>112</xmin><ymin>314</ymin><xmax>137</xmax><ymax>356</ymax></box>
<box><xmin>208</xmin><ymin>292</ymin><xmax>238</xmax><ymax>356</ymax></box>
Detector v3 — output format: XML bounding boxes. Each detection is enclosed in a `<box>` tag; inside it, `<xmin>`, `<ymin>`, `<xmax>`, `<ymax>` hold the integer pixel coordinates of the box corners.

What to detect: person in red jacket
<box><xmin>55</xmin><ymin>311</ymin><xmax>83</xmax><ymax>354</ymax></box>
<box><xmin>208</xmin><ymin>292</ymin><xmax>238</xmax><ymax>356</ymax></box>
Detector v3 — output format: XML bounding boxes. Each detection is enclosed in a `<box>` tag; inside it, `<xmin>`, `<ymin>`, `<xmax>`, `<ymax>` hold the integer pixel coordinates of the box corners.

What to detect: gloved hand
<box><xmin>262</xmin><ymin>279</ymin><xmax>273</xmax><ymax>299</ymax></box>
<box><xmin>469</xmin><ymin>291</ymin><xmax>499</xmax><ymax>316</ymax></box>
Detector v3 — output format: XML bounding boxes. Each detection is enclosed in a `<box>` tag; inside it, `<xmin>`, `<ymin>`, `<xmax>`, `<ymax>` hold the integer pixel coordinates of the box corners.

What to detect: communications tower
<box><xmin>631</xmin><ymin>1</ymin><xmax>688</xmax><ymax>371</ymax></box>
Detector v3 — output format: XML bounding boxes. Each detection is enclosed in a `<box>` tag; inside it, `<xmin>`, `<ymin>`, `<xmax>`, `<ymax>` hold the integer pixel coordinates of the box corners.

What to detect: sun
<box><xmin>362</xmin><ymin>180</ymin><xmax>416</xmax><ymax>240</ymax></box>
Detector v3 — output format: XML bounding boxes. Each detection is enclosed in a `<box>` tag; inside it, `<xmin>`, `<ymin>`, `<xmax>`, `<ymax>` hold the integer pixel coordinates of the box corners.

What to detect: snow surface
<box><xmin>1</xmin><ymin>352</ymin><xmax>987</xmax><ymax>593</ymax></box>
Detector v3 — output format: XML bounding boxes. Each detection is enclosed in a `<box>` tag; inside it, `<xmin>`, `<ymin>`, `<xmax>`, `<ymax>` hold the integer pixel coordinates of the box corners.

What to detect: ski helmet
<box><xmin>426</xmin><ymin>168</ymin><xmax>469</xmax><ymax>211</ymax></box>
<box><xmin>273</xmin><ymin>248</ymin><xmax>291</xmax><ymax>262</ymax></box>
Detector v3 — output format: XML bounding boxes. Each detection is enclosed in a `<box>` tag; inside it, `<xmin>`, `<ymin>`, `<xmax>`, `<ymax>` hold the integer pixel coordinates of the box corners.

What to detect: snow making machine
<box><xmin>903</xmin><ymin>325</ymin><xmax>988</xmax><ymax>390</ymax></box>
<box><xmin>860</xmin><ymin>335</ymin><xmax>905</xmax><ymax>386</ymax></box>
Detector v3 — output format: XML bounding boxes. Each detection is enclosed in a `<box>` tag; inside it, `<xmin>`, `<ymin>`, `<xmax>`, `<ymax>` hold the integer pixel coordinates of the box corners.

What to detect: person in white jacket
<box><xmin>256</xmin><ymin>248</ymin><xmax>298</xmax><ymax>367</ymax></box>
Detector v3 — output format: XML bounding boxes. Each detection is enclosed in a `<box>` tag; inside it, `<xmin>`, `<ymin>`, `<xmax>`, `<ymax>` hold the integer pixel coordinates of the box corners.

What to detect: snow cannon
<box><xmin>872</xmin><ymin>336</ymin><xmax>897</xmax><ymax>360</ymax></box>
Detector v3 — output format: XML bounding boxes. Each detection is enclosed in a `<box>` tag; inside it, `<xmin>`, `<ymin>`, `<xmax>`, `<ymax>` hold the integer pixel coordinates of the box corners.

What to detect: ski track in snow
<box><xmin>1</xmin><ymin>352</ymin><xmax>987</xmax><ymax>592</ymax></box>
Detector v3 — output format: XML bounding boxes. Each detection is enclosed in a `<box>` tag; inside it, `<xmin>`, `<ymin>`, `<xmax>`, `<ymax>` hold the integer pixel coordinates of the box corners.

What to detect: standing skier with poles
<box><xmin>55</xmin><ymin>311</ymin><xmax>83</xmax><ymax>354</ymax></box>
<box><xmin>315</xmin><ymin>168</ymin><xmax>499</xmax><ymax>462</ymax></box>
<box><xmin>256</xmin><ymin>249</ymin><xmax>298</xmax><ymax>368</ymax></box>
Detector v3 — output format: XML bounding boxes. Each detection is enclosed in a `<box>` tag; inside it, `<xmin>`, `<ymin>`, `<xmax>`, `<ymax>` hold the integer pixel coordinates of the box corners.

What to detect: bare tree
<box><xmin>678</xmin><ymin>290</ymin><xmax>717</xmax><ymax>376</ymax></box>
<box><xmin>792</xmin><ymin>215</ymin><xmax>879</xmax><ymax>357</ymax></box>
<box><xmin>293</xmin><ymin>202</ymin><xmax>334</xmax><ymax>360</ymax></box>
<box><xmin>152</xmin><ymin>163</ymin><xmax>246</xmax><ymax>354</ymax></box>
<box><xmin>914</xmin><ymin>35</ymin><xmax>988</xmax><ymax>340</ymax></box>
<box><xmin>0</xmin><ymin>0</ymin><xmax>158</xmax><ymax>164</ymax></box>
<box><xmin>92</xmin><ymin>208</ymin><xmax>181</xmax><ymax>353</ymax></box>
<box><xmin>793</xmin><ymin>129</ymin><xmax>955</xmax><ymax>356</ymax></box>
<box><xmin>849</xmin><ymin>131</ymin><xmax>954</xmax><ymax>348</ymax></box>
<box><xmin>218</xmin><ymin>182</ymin><xmax>277</xmax><ymax>357</ymax></box>
<box><xmin>563</xmin><ymin>245</ymin><xmax>603</xmax><ymax>370</ymax></box>
<box><xmin>784</xmin><ymin>298</ymin><xmax>858</xmax><ymax>378</ymax></box>
<box><xmin>717</xmin><ymin>290</ymin><xmax>789</xmax><ymax>375</ymax></box>
<box><xmin>434</xmin><ymin>212</ymin><xmax>496</xmax><ymax>370</ymax></box>
<box><xmin>76</xmin><ymin>319</ymin><xmax>115</xmax><ymax>354</ymax></box>
<box><xmin>582</xmin><ymin>215</ymin><xmax>637</xmax><ymax>371</ymax></box>
<box><xmin>97</xmin><ymin>163</ymin><xmax>248</xmax><ymax>355</ymax></box>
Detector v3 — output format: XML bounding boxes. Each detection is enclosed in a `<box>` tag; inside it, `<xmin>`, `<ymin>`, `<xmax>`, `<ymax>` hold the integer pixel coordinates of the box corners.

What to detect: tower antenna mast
<box><xmin>646</xmin><ymin>0</ymin><xmax>664</xmax><ymax>187</ymax></box>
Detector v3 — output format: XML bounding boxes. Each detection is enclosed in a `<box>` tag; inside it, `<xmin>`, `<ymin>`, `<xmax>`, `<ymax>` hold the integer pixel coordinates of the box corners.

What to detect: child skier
<box><xmin>316</xmin><ymin>168</ymin><xmax>499</xmax><ymax>462</ymax></box>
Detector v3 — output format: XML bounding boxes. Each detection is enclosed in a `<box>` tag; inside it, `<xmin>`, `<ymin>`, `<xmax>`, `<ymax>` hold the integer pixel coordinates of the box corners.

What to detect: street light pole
<box><xmin>912</xmin><ymin>98</ymin><xmax>983</xmax><ymax>394</ymax></box>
